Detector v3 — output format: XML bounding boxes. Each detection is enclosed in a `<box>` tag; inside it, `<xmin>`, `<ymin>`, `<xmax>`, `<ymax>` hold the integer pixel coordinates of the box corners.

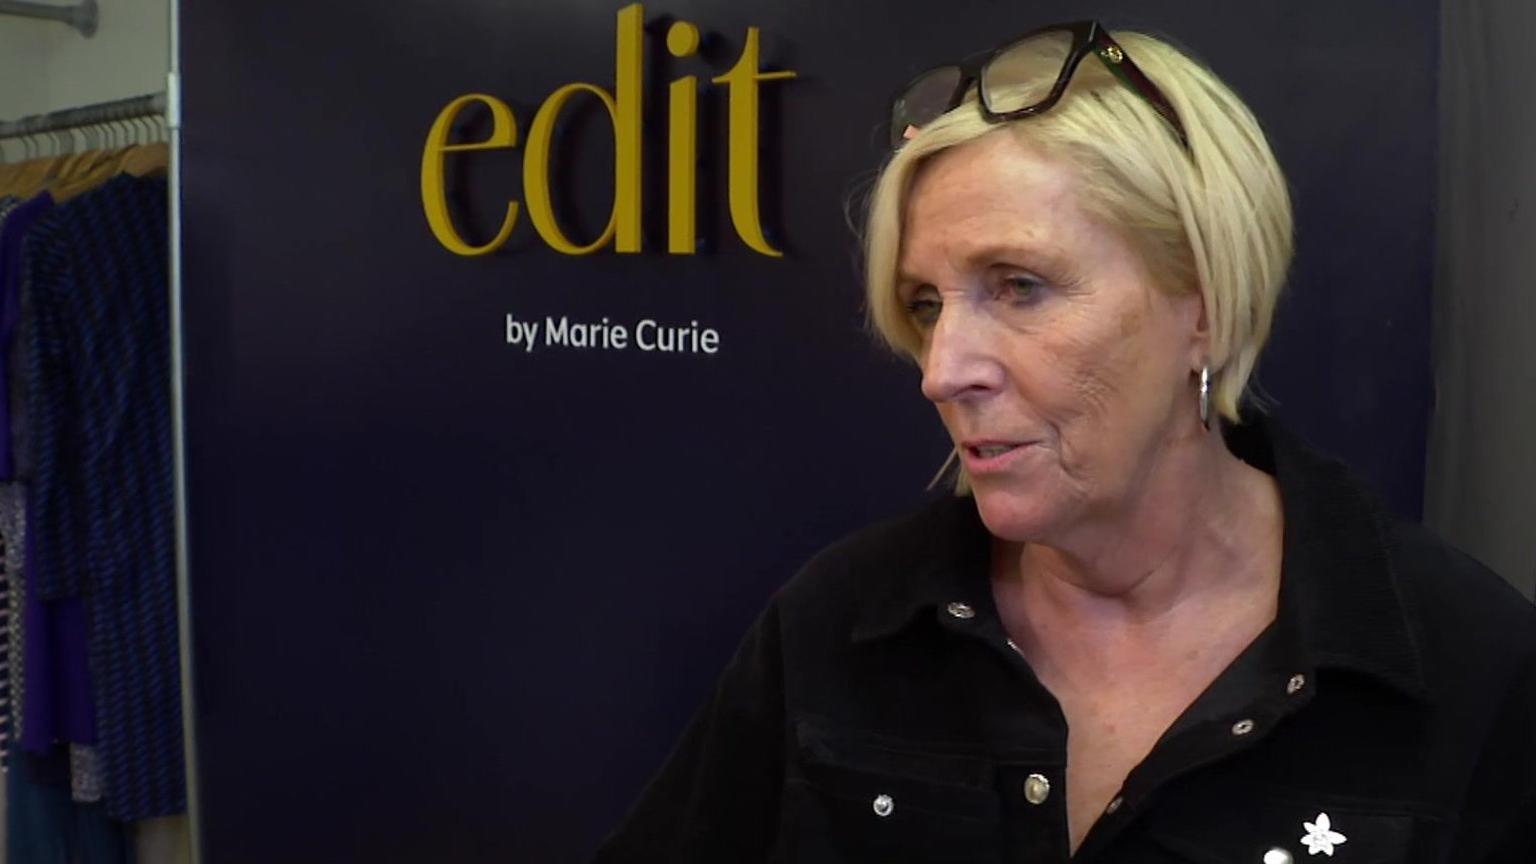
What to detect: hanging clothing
<box><xmin>0</xmin><ymin>185</ymin><xmax>12</xmax><ymax>764</ymax></box>
<box><xmin>0</xmin><ymin>193</ymin><xmax>43</xmax><ymax>483</ymax></box>
<box><xmin>23</xmin><ymin>174</ymin><xmax>183</xmax><ymax>821</ymax></box>
<box><xmin>0</xmin><ymin>531</ymin><xmax>9</xmax><ymax>773</ymax></box>
<box><xmin>0</xmin><ymin>485</ymin><xmax>24</xmax><ymax>766</ymax></box>
<box><xmin>6</xmin><ymin>749</ymin><xmax>133</xmax><ymax>864</ymax></box>
<box><xmin>0</xmin><ymin>192</ymin><xmax>96</xmax><ymax>767</ymax></box>
<box><xmin>3</xmin><ymin>131</ymin><xmax>182</xmax><ymax>863</ymax></box>
<box><xmin>0</xmin><ymin>192</ymin><xmax>54</xmax><ymax>778</ymax></box>
<box><xmin>18</xmin><ymin>508</ymin><xmax>95</xmax><ymax>755</ymax></box>
<box><xmin>70</xmin><ymin>744</ymin><xmax>104</xmax><ymax>803</ymax></box>
<box><xmin>0</xmin><ymin>193</ymin><xmax>21</xmax><ymax>776</ymax></box>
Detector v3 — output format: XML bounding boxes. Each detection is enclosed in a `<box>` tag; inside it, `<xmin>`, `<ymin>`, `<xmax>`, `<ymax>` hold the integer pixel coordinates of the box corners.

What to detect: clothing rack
<box><xmin>0</xmin><ymin>92</ymin><xmax>165</xmax><ymax>141</ymax></box>
<box><xmin>0</xmin><ymin>0</ymin><xmax>97</xmax><ymax>37</ymax></box>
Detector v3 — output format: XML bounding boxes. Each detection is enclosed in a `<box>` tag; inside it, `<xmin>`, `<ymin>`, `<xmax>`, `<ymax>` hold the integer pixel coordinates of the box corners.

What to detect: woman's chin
<box><xmin>970</xmin><ymin>489</ymin><xmax>1063</xmax><ymax>545</ymax></box>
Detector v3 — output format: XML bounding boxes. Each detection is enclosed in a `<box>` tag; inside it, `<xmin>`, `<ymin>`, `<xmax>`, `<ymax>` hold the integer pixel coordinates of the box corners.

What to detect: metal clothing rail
<box><xmin>0</xmin><ymin>0</ymin><xmax>97</xmax><ymax>36</ymax></box>
<box><xmin>0</xmin><ymin>92</ymin><xmax>165</xmax><ymax>140</ymax></box>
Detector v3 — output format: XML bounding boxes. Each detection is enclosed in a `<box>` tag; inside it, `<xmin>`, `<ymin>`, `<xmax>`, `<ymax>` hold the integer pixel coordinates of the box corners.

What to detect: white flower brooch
<box><xmin>1300</xmin><ymin>812</ymin><xmax>1348</xmax><ymax>856</ymax></box>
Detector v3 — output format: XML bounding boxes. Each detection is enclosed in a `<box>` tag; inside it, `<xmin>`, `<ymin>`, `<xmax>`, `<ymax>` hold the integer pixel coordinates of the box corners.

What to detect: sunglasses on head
<box><xmin>889</xmin><ymin>20</ymin><xmax>1190</xmax><ymax>151</ymax></box>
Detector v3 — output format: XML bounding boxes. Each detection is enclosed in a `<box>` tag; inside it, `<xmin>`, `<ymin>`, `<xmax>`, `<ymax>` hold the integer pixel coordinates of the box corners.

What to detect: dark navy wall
<box><xmin>179</xmin><ymin>2</ymin><xmax>1436</xmax><ymax>861</ymax></box>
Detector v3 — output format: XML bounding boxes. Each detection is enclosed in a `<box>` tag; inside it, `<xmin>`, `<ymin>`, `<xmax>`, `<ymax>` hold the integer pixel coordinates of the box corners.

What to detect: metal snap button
<box><xmin>871</xmin><ymin>793</ymin><xmax>894</xmax><ymax>817</ymax></box>
<box><xmin>946</xmin><ymin>601</ymin><xmax>975</xmax><ymax>619</ymax></box>
<box><xmin>1231</xmin><ymin>718</ymin><xmax>1256</xmax><ymax>736</ymax></box>
<box><xmin>1023</xmin><ymin>773</ymin><xmax>1050</xmax><ymax>805</ymax></box>
<box><xmin>1263</xmin><ymin>848</ymin><xmax>1294</xmax><ymax>864</ymax></box>
<box><xmin>1286</xmin><ymin>673</ymin><xmax>1307</xmax><ymax>695</ymax></box>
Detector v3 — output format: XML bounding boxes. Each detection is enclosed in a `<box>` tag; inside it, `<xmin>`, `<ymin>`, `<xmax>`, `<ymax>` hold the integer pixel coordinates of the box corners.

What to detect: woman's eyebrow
<box><xmin>960</xmin><ymin>242</ymin><xmax>1068</xmax><ymax>272</ymax></box>
<box><xmin>896</xmin><ymin>241</ymin><xmax>1069</xmax><ymax>288</ymax></box>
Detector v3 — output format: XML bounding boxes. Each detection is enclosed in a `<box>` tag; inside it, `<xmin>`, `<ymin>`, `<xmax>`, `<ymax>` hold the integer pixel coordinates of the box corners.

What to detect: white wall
<box><xmin>0</xmin><ymin>20</ymin><xmax>48</xmax><ymax>117</ymax></box>
<box><xmin>0</xmin><ymin>0</ymin><xmax>170</xmax><ymax>159</ymax></box>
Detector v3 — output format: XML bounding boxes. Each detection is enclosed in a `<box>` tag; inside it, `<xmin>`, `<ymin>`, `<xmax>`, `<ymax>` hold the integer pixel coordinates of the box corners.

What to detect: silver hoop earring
<box><xmin>1198</xmin><ymin>365</ymin><xmax>1212</xmax><ymax>430</ymax></box>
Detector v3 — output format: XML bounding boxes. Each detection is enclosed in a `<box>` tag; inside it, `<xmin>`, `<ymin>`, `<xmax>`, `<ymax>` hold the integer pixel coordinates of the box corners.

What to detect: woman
<box><xmin>596</xmin><ymin>22</ymin><xmax>1536</xmax><ymax>863</ymax></box>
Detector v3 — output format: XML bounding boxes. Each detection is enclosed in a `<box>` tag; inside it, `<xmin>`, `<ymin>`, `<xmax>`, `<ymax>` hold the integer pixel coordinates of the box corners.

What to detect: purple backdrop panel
<box><xmin>179</xmin><ymin>1</ymin><xmax>1434</xmax><ymax>861</ymax></box>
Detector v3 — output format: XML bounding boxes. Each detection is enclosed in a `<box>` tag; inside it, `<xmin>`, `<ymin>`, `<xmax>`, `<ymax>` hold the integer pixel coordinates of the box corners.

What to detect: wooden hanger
<box><xmin>1</xmin><ymin>117</ymin><xmax>171</xmax><ymax>202</ymax></box>
<box><xmin>0</xmin><ymin>159</ymin><xmax>40</xmax><ymax>199</ymax></box>
<box><xmin>120</xmin><ymin>141</ymin><xmax>168</xmax><ymax>177</ymax></box>
<box><xmin>52</xmin><ymin>147</ymin><xmax>127</xmax><ymax>202</ymax></box>
<box><xmin>52</xmin><ymin>141</ymin><xmax>168</xmax><ymax>202</ymax></box>
<box><xmin>0</xmin><ymin>154</ymin><xmax>64</xmax><ymax>199</ymax></box>
<box><xmin>23</xmin><ymin>138</ymin><xmax>87</xmax><ymax>197</ymax></box>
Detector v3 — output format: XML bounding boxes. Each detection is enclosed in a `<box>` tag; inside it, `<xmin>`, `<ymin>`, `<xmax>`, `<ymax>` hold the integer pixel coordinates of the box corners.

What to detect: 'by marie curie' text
<box><xmin>505</xmin><ymin>313</ymin><xmax>721</xmax><ymax>355</ymax></box>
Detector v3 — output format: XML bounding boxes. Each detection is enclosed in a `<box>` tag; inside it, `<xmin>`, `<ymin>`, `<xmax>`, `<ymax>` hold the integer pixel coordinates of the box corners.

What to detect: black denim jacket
<box><xmin>595</xmin><ymin>417</ymin><xmax>1536</xmax><ymax>862</ymax></box>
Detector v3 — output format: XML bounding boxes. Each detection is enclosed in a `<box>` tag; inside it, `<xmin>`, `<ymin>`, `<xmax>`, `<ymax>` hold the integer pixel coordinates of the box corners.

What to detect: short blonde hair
<box><xmin>863</xmin><ymin>31</ymin><xmax>1293</xmax><ymax>424</ymax></box>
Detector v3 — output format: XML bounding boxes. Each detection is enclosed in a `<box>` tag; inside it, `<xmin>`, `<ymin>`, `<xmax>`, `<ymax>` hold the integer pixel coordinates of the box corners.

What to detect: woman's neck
<box><xmin>994</xmin><ymin>429</ymin><xmax>1283</xmax><ymax>629</ymax></box>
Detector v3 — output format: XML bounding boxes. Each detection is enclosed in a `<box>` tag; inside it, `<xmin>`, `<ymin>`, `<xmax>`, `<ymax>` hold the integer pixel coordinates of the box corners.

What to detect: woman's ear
<box><xmin>1184</xmin><ymin>289</ymin><xmax>1211</xmax><ymax>372</ymax></box>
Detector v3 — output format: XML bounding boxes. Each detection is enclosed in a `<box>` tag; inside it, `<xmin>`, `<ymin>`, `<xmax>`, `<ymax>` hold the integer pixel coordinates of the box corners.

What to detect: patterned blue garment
<box><xmin>23</xmin><ymin>175</ymin><xmax>183</xmax><ymax>821</ymax></box>
<box><xmin>0</xmin><ymin>194</ymin><xmax>20</xmax><ymax>769</ymax></box>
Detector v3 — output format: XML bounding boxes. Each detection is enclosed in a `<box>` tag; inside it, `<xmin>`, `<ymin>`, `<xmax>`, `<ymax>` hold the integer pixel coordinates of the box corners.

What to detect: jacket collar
<box><xmin>849</xmin><ymin>414</ymin><xmax>1428</xmax><ymax>701</ymax></box>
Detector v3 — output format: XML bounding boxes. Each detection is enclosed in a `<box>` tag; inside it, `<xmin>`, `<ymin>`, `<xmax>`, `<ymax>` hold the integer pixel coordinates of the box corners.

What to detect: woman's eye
<box><xmin>998</xmin><ymin>273</ymin><xmax>1045</xmax><ymax>303</ymax></box>
<box><xmin>904</xmin><ymin>288</ymin><xmax>942</xmax><ymax>328</ymax></box>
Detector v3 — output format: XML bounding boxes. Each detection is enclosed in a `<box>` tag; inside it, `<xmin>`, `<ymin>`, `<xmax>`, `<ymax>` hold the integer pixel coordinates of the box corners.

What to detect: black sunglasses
<box><xmin>889</xmin><ymin>20</ymin><xmax>1190</xmax><ymax>151</ymax></box>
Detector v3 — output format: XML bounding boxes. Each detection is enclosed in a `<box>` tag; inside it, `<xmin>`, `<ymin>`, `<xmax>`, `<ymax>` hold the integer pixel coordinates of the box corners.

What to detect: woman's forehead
<box><xmin>900</xmin><ymin>135</ymin><xmax>1094</xmax><ymax>273</ymax></box>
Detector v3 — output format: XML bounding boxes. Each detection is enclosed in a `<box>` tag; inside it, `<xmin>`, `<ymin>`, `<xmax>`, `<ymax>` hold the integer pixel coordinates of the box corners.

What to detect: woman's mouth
<box><xmin>960</xmin><ymin>440</ymin><xmax>1033</xmax><ymax>472</ymax></box>
<box><xmin>971</xmin><ymin>444</ymin><xmax>1017</xmax><ymax>458</ymax></box>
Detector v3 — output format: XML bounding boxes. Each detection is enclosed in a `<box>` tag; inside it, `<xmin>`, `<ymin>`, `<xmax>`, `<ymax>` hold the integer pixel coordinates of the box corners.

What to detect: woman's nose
<box><xmin>919</xmin><ymin>309</ymin><xmax>1000</xmax><ymax>404</ymax></box>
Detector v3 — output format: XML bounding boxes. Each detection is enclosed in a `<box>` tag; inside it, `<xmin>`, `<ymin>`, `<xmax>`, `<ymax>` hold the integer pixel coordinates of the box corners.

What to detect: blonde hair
<box><xmin>863</xmin><ymin>31</ymin><xmax>1293</xmax><ymax>425</ymax></box>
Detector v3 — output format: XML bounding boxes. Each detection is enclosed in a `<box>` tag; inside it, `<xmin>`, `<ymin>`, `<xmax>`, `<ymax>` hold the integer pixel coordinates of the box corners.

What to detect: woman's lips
<box><xmin>959</xmin><ymin>440</ymin><xmax>1035</xmax><ymax>473</ymax></box>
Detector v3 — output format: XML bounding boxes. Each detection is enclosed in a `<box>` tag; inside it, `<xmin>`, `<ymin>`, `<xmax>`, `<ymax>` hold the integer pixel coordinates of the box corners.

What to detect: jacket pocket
<box><xmin>1137</xmin><ymin>781</ymin><xmax>1446</xmax><ymax>863</ymax></box>
<box><xmin>779</xmin><ymin>718</ymin><xmax>1005</xmax><ymax>864</ymax></box>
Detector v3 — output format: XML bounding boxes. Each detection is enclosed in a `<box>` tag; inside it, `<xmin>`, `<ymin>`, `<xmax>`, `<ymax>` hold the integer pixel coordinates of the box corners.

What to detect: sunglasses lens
<box><xmin>891</xmin><ymin>65</ymin><xmax>962</xmax><ymax>146</ymax></box>
<box><xmin>982</xmin><ymin>30</ymin><xmax>1075</xmax><ymax>114</ymax></box>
